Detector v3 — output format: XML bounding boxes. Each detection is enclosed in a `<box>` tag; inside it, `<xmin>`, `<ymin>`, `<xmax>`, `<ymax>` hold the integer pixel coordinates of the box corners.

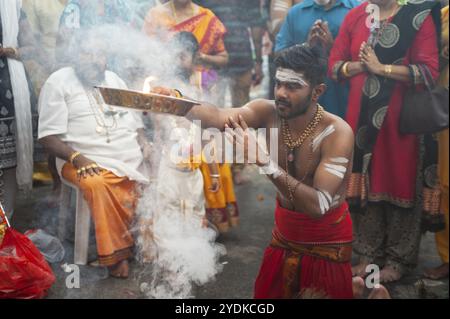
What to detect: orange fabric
<box><xmin>201</xmin><ymin>163</ymin><xmax>239</xmax><ymax>233</ymax></box>
<box><xmin>270</xmin><ymin>230</ymin><xmax>353</xmax><ymax>299</ymax></box>
<box><xmin>62</xmin><ymin>164</ymin><xmax>137</xmax><ymax>266</ymax></box>
<box><xmin>143</xmin><ymin>5</ymin><xmax>226</xmax><ymax>55</ymax></box>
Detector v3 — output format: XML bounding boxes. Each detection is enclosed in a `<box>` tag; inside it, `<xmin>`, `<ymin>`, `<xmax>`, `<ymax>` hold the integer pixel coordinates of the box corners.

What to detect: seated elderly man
<box><xmin>38</xmin><ymin>32</ymin><xmax>150</xmax><ymax>278</ymax></box>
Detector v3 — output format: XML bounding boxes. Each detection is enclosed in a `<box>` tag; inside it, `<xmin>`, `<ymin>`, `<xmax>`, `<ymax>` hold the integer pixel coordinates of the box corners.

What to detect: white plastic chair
<box><xmin>57</xmin><ymin>160</ymin><xmax>91</xmax><ymax>266</ymax></box>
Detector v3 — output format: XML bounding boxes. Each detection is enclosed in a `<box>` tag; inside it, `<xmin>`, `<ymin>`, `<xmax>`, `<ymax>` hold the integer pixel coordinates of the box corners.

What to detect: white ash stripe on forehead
<box><xmin>313</xmin><ymin>125</ymin><xmax>335</xmax><ymax>152</ymax></box>
<box><xmin>330</xmin><ymin>157</ymin><xmax>349</xmax><ymax>164</ymax></box>
<box><xmin>275</xmin><ymin>68</ymin><xmax>309</xmax><ymax>87</ymax></box>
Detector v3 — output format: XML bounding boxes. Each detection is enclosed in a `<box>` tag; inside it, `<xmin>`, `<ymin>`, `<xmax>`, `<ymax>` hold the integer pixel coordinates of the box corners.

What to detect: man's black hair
<box><xmin>274</xmin><ymin>44</ymin><xmax>327</xmax><ymax>87</ymax></box>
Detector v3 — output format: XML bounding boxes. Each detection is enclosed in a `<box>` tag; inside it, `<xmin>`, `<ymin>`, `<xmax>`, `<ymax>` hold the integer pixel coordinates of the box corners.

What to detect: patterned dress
<box><xmin>0</xmin><ymin>15</ymin><xmax>17</xmax><ymax>172</ymax></box>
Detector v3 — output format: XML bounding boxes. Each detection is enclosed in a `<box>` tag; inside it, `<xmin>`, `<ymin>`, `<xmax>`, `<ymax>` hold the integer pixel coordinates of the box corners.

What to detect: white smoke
<box><xmin>66</xmin><ymin>24</ymin><xmax>228</xmax><ymax>299</ymax></box>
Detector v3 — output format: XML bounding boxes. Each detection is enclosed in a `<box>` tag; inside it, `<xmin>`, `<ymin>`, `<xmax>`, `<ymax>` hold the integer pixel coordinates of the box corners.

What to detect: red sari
<box><xmin>143</xmin><ymin>5</ymin><xmax>227</xmax><ymax>56</ymax></box>
<box><xmin>328</xmin><ymin>3</ymin><xmax>439</xmax><ymax>208</ymax></box>
<box><xmin>254</xmin><ymin>201</ymin><xmax>353</xmax><ymax>299</ymax></box>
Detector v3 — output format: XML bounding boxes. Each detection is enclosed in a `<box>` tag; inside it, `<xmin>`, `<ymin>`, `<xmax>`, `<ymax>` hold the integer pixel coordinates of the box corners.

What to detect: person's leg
<box><xmin>368</xmin><ymin>285</ymin><xmax>391</xmax><ymax>299</ymax></box>
<box><xmin>62</xmin><ymin>164</ymin><xmax>136</xmax><ymax>278</ymax></box>
<box><xmin>352</xmin><ymin>203</ymin><xmax>386</xmax><ymax>277</ymax></box>
<box><xmin>0</xmin><ymin>168</ymin><xmax>17</xmax><ymax>219</ymax></box>
<box><xmin>352</xmin><ymin>276</ymin><xmax>366</xmax><ymax>299</ymax></box>
<box><xmin>382</xmin><ymin>203</ymin><xmax>423</xmax><ymax>283</ymax></box>
<box><xmin>424</xmin><ymin>187</ymin><xmax>449</xmax><ymax>279</ymax></box>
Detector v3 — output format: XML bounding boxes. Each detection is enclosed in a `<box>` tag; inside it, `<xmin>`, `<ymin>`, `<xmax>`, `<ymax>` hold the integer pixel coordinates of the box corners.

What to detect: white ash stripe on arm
<box><xmin>313</xmin><ymin>125</ymin><xmax>336</xmax><ymax>152</ymax></box>
<box><xmin>331</xmin><ymin>194</ymin><xmax>341</xmax><ymax>208</ymax></box>
<box><xmin>317</xmin><ymin>189</ymin><xmax>332</xmax><ymax>215</ymax></box>
<box><xmin>330</xmin><ymin>157</ymin><xmax>349</xmax><ymax>164</ymax></box>
<box><xmin>273</xmin><ymin>0</ymin><xmax>290</xmax><ymax>11</ymax></box>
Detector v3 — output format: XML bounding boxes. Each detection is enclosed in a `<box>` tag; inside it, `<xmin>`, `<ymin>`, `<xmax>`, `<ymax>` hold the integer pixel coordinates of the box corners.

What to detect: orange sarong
<box><xmin>62</xmin><ymin>163</ymin><xmax>137</xmax><ymax>267</ymax></box>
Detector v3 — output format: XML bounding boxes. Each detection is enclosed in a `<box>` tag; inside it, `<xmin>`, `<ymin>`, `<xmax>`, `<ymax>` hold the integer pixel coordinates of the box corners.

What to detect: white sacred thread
<box><xmin>275</xmin><ymin>68</ymin><xmax>310</xmax><ymax>87</ymax></box>
<box><xmin>312</xmin><ymin>125</ymin><xmax>336</xmax><ymax>152</ymax></box>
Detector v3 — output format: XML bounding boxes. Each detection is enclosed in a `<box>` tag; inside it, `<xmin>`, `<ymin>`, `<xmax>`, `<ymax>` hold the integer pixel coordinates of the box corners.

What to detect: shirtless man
<box><xmin>153</xmin><ymin>44</ymin><xmax>355</xmax><ymax>298</ymax></box>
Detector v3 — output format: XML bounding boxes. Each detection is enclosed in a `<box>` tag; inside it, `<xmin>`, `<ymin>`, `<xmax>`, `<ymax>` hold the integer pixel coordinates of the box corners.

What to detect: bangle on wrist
<box><xmin>384</xmin><ymin>64</ymin><xmax>393</xmax><ymax>76</ymax></box>
<box><xmin>69</xmin><ymin>151</ymin><xmax>81</xmax><ymax>165</ymax></box>
<box><xmin>341</xmin><ymin>62</ymin><xmax>351</xmax><ymax>78</ymax></box>
<box><xmin>210</xmin><ymin>174</ymin><xmax>220</xmax><ymax>178</ymax></box>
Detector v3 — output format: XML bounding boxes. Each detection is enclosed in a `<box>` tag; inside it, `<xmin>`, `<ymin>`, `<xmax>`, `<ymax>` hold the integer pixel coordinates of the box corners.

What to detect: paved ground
<box><xmin>10</xmin><ymin>165</ymin><xmax>449</xmax><ymax>299</ymax></box>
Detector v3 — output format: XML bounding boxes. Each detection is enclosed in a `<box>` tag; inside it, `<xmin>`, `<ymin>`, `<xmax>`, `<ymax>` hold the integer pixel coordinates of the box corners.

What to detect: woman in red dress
<box><xmin>329</xmin><ymin>0</ymin><xmax>441</xmax><ymax>282</ymax></box>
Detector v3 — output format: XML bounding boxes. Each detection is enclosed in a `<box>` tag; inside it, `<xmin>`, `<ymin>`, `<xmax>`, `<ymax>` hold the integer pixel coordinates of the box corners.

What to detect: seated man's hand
<box><xmin>73</xmin><ymin>155</ymin><xmax>102</xmax><ymax>180</ymax></box>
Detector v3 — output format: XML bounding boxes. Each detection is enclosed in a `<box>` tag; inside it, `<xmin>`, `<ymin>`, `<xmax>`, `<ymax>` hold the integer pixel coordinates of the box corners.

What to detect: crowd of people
<box><xmin>0</xmin><ymin>0</ymin><xmax>448</xmax><ymax>299</ymax></box>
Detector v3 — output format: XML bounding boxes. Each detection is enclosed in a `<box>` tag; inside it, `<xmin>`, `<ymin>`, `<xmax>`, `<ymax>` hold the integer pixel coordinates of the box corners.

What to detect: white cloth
<box><xmin>156</xmin><ymin>158</ymin><xmax>205</xmax><ymax>221</ymax></box>
<box><xmin>0</xmin><ymin>0</ymin><xmax>34</xmax><ymax>191</ymax></box>
<box><xmin>38</xmin><ymin>67</ymin><xmax>148</xmax><ymax>184</ymax></box>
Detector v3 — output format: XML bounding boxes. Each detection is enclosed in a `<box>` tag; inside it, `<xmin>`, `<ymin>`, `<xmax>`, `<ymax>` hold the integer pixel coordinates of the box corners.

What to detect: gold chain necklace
<box><xmin>281</xmin><ymin>104</ymin><xmax>324</xmax><ymax>151</ymax></box>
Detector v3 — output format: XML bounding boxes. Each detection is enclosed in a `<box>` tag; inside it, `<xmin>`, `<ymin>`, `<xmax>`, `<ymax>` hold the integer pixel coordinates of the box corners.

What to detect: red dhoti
<box><xmin>254</xmin><ymin>201</ymin><xmax>353</xmax><ymax>299</ymax></box>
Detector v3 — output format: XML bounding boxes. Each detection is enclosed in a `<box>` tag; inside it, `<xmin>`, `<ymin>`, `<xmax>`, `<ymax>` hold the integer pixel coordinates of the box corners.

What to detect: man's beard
<box><xmin>276</xmin><ymin>92</ymin><xmax>313</xmax><ymax>120</ymax></box>
<box><xmin>74</xmin><ymin>64</ymin><xmax>106</xmax><ymax>87</ymax></box>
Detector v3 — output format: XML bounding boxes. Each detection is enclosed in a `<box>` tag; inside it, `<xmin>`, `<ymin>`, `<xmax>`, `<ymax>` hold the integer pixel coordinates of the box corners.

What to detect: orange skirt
<box><xmin>62</xmin><ymin>164</ymin><xmax>137</xmax><ymax>266</ymax></box>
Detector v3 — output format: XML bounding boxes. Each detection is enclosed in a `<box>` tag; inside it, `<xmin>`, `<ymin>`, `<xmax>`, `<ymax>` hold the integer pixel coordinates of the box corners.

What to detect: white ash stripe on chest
<box><xmin>312</xmin><ymin>125</ymin><xmax>336</xmax><ymax>152</ymax></box>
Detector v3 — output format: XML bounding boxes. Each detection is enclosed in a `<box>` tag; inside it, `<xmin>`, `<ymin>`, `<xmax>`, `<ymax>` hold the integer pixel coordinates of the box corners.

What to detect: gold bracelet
<box><xmin>384</xmin><ymin>64</ymin><xmax>393</xmax><ymax>76</ymax></box>
<box><xmin>69</xmin><ymin>151</ymin><xmax>81</xmax><ymax>165</ymax></box>
<box><xmin>341</xmin><ymin>62</ymin><xmax>351</xmax><ymax>78</ymax></box>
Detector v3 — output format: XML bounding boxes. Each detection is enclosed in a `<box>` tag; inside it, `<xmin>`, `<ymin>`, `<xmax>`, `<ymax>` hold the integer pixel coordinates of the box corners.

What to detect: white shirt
<box><xmin>38</xmin><ymin>67</ymin><xmax>149</xmax><ymax>184</ymax></box>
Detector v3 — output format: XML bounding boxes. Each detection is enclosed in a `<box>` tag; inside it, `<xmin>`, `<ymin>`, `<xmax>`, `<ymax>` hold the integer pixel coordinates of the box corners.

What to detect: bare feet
<box><xmin>424</xmin><ymin>263</ymin><xmax>449</xmax><ymax>280</ymax></box>
<box><xmin>368</xmin><ymin>285</ymin><xmax>391</xmax><ymax>299</ymax></box>
<box><xmin>108</xmin><ymin>260</ymin><xmax>129</xmax><ymax>279</ymax></box>
<box><xmin>380</xmin><ymin>265</ymin><xmax>402</xmax><ymax>283</ymax></box>
<box><xmin>352</xmin><ymin>276</ymin><xmax>365</xmax><ymax>299</ymax></box>
<box><xmin>352</xmin><ymin>261</ymin><xmax>370</xmax><ymax>278</ymax></box>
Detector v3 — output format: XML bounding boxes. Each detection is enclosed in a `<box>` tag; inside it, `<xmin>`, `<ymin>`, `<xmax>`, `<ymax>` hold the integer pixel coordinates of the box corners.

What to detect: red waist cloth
<box><xmin>254</xmin><ymin>201</ymin><xmax>354</xmax><ymax>299</ymax></box>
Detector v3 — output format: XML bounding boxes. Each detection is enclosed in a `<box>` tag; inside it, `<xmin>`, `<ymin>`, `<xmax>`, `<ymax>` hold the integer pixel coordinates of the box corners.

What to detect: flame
<box><xmin>143</xmin><ymin>76</ymin><xmax>159</xmax><ymax>93</ymax></box>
